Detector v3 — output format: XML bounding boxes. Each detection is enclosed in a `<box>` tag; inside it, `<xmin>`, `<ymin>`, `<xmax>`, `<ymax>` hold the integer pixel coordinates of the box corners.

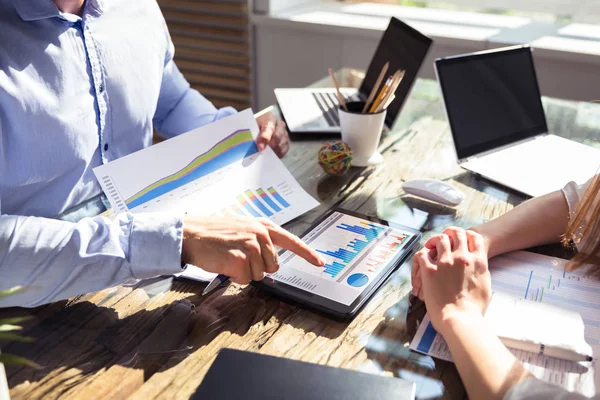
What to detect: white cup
<box><xmin>338</xmin><ymin>101</ymin><xmax>386</xmax><ymax>167</ymax></box>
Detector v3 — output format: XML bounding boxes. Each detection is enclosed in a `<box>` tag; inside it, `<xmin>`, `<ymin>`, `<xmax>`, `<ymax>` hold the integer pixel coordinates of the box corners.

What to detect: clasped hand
<box><xmin>411</xmin><ymin>227</ymin><xmax>492</xmax><ymax>334</ymax></box>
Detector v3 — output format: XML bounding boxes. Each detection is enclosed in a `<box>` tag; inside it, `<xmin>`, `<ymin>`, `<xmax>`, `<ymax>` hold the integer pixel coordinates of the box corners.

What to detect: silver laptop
<box><xmin>275</xmin><ymin>17</ymin><xmax>432</xmax><ymax>135</ymax></box>
<box><xmin>435</xmin><ymin>45</ymin><xmax>600</xmax><ymax>197</ymax></box>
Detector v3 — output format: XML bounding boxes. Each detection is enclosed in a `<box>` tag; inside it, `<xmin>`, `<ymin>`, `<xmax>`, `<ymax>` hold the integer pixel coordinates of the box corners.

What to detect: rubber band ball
<box><xmin>318</xmin><ymin>140</ymin><xmax>353</xmax><ymax>175</ymax></box>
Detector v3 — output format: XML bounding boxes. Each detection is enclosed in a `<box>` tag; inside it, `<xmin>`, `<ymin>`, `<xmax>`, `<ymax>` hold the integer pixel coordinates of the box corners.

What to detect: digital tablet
<box><xmin>253</xmin><ymin>208</ymin><xmax>422</xmax><ymax>319</ymax></box>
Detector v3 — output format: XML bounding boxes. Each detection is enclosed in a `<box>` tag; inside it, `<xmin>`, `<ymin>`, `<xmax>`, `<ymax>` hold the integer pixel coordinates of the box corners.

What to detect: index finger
<box><xmin>267</xmin><ymin>224</ymin><xmax>325</xmax><ymax>266</ymax></box>
<box><xmin>424</xmin><ymin>234</ymin><xmax>451</xmax><ymax>257</ymax></box>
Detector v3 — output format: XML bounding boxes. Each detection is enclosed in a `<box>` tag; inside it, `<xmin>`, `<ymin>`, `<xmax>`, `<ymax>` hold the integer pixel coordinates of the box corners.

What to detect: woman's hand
<box><xmin>412</xmin><ymin>227</ymin><xmax>490</xmax><ymax>299</ymax></box>
<box><xmin>414</xmin><ymin>227</ymin><xmax>492</xmax><ymax>335</ymax></box>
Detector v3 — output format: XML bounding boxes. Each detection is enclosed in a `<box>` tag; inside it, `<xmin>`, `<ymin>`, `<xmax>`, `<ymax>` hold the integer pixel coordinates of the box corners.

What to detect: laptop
<box><xmin>192</xmin><ymin>348</ymin><xmax>416</xmax><ymax>400</ymax></box>
<box><xmin>275</xmin><ymin>17</ymin><xmax>432</xmax><ymax>135</ymax></box>
<box><xmin>435</xmin><ymin>45</ymin><xmax>600</xmax><ymax>197</ymax></box>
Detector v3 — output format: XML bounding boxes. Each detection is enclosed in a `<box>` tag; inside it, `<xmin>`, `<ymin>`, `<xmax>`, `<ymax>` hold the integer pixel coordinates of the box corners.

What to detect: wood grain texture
<box><xmin>4</xmin><ymin>70</ymin><xmax>599</xmax><ymax>399</ymax></box>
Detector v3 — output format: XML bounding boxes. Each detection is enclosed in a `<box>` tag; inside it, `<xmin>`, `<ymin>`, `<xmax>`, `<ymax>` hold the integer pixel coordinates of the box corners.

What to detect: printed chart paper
<box><xmin>93</xmin><ymin>109</ymin><xmax>319</xmax><ymax>226</ymax></box>
<box><xmin>409</xmin><ymin>251</ymin><xmax>600</xmax><ymax>396</ymax></box>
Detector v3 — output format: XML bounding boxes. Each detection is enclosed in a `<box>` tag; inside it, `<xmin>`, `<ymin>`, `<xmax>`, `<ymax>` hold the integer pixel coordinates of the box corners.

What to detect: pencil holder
<box><xmin>338</xmin><ymin>101</ymin><xmax>386</xmax><ymax>167</ymax></box>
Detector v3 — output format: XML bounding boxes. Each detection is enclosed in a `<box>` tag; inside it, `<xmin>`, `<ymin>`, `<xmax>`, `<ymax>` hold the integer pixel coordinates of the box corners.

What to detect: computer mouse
<box><xmin>402</xmin><ymin>179</ymin><xmax>464</xmax><ymax>206</ymax></box>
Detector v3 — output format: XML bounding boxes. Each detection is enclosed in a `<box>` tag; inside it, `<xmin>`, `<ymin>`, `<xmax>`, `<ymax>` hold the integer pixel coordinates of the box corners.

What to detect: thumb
<box><xmin>256</xmin><ymin>115</ymin><xmax>276</xmax><ymax>151</ymax></box>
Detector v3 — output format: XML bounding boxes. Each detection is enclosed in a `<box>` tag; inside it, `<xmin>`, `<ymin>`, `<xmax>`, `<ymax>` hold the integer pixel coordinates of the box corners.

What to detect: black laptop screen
<box><xmin>359</xmin><ymin>18</ymin><xmax>432</xmax><ymax>128</ymax></box>
<box><xmin>435</xmin><ymin>46</ymin><xmax>548</xmax><ymax>160</ymax></box>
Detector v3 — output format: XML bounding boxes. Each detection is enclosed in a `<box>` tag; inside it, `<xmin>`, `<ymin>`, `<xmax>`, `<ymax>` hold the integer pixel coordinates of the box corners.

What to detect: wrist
<box><xmin>438</xmin><ymin>304</ymin><xmax>486</xmax><ymax>336</ymax></box>
<box><xmin>181</xmin><ymin>216</ymin><xmax>193</xmax><ymax>266</ymax></box>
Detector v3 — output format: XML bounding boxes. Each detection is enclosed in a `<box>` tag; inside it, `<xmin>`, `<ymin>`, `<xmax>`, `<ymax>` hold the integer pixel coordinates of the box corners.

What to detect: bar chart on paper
<box><xmin>489</xmin><ymin>251</ymin><xmax>600</xmax><ymax>345</ymax></box>
<box><xmin>218</xmin><ymin>187</ymin><xmax>291</xmax><ymax>218</ymax></box>
<box><xmin>93</xmin><ymin>110</ymin><xmax>318</xmax><ymax>226</ymax></box>
<box><xmin>274</xmin><ymin>211</ymin><xmax>413</xmax><ymax>305</ymax></box>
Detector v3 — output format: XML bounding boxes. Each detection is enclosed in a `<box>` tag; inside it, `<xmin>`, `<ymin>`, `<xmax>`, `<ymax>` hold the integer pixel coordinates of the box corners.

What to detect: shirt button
<box><xmin>104</xmin><ymin>144</ymin><xmax>109</xmax><ymax>151</ymax></box>
<box><xmin>99</xmin><ymin>85</ymin><xmax>104</xmax><ymax>93</ymax></box>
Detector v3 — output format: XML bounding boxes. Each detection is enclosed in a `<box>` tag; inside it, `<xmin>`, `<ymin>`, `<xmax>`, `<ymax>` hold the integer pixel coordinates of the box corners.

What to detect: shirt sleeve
<box><xmin>0</xmin><ymin>212</ymin><xmax>184</xmax><ymax>308</ymax></box>
<box><xmin>152</xmin><ymin>21</ymin><xmax>237</xmax><ymax>139</ymax></box>
<box><xmin>504</xmin><ymin>378</ymin><xmax>597</xmax><ymax>400</ymax></box>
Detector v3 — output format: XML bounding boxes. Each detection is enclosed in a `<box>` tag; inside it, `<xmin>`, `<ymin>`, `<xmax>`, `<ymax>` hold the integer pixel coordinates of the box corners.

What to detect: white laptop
<box><xmin>435</xmin><ymin>45</ymin><xmax>600</xmax><ymax>197</ymax></box>
<box><xmin>275</xmin><ymin>17</ymin><xmax>432</xmax><ymax>135</ymax></box>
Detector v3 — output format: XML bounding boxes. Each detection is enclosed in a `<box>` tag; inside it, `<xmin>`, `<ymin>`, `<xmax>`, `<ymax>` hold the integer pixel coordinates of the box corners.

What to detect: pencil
<box><xmin>368</xmin><ymin>76</ymin><xmax>392</xmax><ymax>113</ymax></box>
<box><xmin>383</xmin><ymin>94</ymin><xmax>396</xmax><ymax>110</ymax></box>
<box><xmin>362</xmin><ymin>62</ymin><xmax>389</xmax><ymax>113</ymax></box>
<box><xmin>328</xmin><ymin>68</ymin><xmax>348</xmax><ymax>112</ymax></box>
<box><xmin>375</xmin><ymin>70</ymin><xmax>404</xmax><ymax>113</ymax></box>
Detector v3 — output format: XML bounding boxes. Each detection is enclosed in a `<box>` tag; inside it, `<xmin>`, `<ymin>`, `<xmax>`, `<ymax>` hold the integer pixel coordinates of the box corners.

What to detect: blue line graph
<box><xmin>128</xmin><ymin>130</ymin><xmax>258</xmax><ymax>209</ymax></box>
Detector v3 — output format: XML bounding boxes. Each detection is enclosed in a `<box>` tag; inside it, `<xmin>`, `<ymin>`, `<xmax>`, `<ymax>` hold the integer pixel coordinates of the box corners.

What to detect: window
<box><xmin>341</xmin><ymin>0</ymin><xmax>600</xmax><ymax>24</ymax></box>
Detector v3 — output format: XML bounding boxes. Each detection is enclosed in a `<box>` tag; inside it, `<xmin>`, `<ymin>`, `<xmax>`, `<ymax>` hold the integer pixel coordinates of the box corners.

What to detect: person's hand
<box><xmin>414</xmin><ymin>227</ymin><xmax>492</xmax><ymax>336</ymax></box>
<box><xmin>181</xmin><ymin>215</ymin><xmax>325</xmax><ymax>284</ymax></box>
<box><xmin>255</xmin><ymin>111</ymin><xmax>290</xmax><ymax>158</ymax></box>
<box><xmin>411</xmin><ymin>226</ymin><xmax>491</xmax><ymax>300</ymax></box>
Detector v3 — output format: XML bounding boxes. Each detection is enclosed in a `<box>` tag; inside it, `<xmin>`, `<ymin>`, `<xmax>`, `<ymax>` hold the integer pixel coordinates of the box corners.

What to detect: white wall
<box><xmin>254</xmin><ymin>19</ymin><xmax>490</xmax><ymax>109</ymax></box>
<box><xmin>253</xmin><ymin>16</ymin><xmax>600</xmax><ymax>109</ymax></box>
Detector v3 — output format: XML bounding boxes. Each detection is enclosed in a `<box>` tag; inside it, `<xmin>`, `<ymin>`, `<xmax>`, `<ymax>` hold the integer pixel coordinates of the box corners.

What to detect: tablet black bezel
<box><xmin>252</xmin><ymin>208</ymin><xmax>422</xmax><ymax>320</ymax></box>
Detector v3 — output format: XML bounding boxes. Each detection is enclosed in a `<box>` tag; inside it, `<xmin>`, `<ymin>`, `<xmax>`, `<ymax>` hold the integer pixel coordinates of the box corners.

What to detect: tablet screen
<box><xmin>272</xmin><ymin>211</ymin><xmax>415</xmax><ymax>305</ymax></box>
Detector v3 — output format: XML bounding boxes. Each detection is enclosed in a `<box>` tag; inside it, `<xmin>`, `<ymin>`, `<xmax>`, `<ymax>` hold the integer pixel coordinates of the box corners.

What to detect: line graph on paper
<box><xmin>93</xmin><ymin>110</ymin><xmax>318</xmax><ymax>225</ymax></box>
<box><xmin>125</xmin><ymin>129</ymin><xmax>257</xmax><ymax>209</ymax></box>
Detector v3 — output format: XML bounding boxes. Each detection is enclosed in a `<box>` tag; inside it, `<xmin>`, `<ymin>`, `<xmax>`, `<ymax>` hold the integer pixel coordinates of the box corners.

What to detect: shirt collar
<box><xmin>13</xmin><ymin>0</ymin><xmax>106</xmax><ymax>22</ymax></box>
<box><xmin>13</xmin><ymin>0</ymin><xmax>60</xmax><ymax>21</ymax></box>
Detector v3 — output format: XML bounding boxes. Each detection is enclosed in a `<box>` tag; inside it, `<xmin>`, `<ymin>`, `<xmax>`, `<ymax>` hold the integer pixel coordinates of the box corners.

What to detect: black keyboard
<box><xmin>311</xmin><ymin>92</ymin><xmax>360</xmax><ymax>127</ymax></box>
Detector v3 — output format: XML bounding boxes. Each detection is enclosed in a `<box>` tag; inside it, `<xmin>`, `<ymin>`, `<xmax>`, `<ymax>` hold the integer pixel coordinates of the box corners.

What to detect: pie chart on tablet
<box><xmin>347</xmin><ymin>273</ymin><xmax>369</xmax><ymax>287</ymax></box>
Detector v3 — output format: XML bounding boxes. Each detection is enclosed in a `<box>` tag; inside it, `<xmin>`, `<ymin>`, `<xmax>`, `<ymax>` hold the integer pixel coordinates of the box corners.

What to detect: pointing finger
<box><xmin>267</xmin><ymin>224</ymin><xmax>325</xmax><ymax>267</ymax></box>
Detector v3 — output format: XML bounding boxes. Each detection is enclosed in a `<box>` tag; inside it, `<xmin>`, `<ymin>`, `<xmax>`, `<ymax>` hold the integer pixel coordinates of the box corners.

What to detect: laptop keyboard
<box><xmin>311</xmin><ymin>92</ymin><xmax>360</xmax><ymax>127</ymax></box>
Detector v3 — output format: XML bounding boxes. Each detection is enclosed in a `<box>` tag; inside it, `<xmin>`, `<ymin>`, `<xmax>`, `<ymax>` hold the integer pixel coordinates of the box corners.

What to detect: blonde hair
<box><xmin>563</xmin><ymin>174</ymin><xmax>600</xmax><ymax>269</ymax></box>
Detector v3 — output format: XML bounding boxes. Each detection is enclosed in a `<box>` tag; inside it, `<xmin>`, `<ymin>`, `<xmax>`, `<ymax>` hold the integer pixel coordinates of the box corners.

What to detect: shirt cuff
<box><xmin>128</xmin><ymin>212</ymin><xmax>184</xmax><ymax>279</ymax></box>
<box><xmin>214</xmin><ymin>106</ymin><xmax>237</xmax><ymax>121</ymax></box>
<box><xmin>561</xmin><ymin>181</ymin><xmax>581</xmax><ymax>216</ymax></box>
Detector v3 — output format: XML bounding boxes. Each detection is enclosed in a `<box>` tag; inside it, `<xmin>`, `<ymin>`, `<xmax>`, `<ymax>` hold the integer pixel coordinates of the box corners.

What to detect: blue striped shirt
<box><xmin>0</xmin><ymin>0</ymin><xmax>236</xmax><ymax>306</ymax></box>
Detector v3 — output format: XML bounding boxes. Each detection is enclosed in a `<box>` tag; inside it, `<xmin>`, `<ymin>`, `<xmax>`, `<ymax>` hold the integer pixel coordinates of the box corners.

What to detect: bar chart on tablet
<box><xmin>94</xmin><ymin>110</ymin><xmax>318</xmax><ymax>226</ymax></box>
<box><xmin>274</xmin><ymin>211</ymin><xmax>414</xmax><ymax>305</ymax></box>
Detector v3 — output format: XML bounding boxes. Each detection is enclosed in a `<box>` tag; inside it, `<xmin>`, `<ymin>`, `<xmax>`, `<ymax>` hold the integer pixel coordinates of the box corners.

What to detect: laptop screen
<box><xmin>359</xmin><ymin>18</ymin><xmax>433</xmax><ymax>128</ymax></box>
<box><xmin>435</xmin><ymin>46</ymin><xmax>548</xmax><ymax>160</ymax></box>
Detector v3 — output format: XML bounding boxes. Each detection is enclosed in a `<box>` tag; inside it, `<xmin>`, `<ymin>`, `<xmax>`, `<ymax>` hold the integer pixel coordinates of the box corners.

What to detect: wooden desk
<box><xmin>4</xmin><ymin>69</ymin><xmax>600</xmax><ymax>399</ymax></box>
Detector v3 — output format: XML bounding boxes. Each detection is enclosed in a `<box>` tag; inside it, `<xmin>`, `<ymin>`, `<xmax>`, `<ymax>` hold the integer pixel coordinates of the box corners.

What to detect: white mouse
<box><xmin>402</xmin><ymin>178</ymin><xmax>464</xmax><ymax>206</ymax></box>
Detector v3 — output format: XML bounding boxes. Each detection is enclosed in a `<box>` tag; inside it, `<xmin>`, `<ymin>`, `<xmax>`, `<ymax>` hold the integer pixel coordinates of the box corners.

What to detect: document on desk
<box><xmin>93</xmin><ymin>109</ymin><xmax>318</xmax><ymax>224</ymax></box>
<box><xmin>409</xmin><ymin>251</ymin><xmax>600</xmax><ymax>396</ymax></box>
<box><xmin>93</xmin><ymin>109</ymin><xmax>319</xmax><ymax>282</ymax></box>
